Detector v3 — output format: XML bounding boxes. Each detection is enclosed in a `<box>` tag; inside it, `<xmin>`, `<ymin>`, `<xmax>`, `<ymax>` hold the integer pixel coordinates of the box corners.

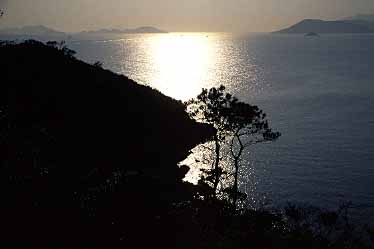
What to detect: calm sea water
<box><xmin>68</xmin><ymin>33</ymin><xmax>374</xmax><ymax>217</ymax></box>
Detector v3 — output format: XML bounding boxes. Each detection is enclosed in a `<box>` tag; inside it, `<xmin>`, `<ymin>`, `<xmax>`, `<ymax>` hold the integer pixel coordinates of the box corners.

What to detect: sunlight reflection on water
<box><xmin>146</xmin><ymin>33</ymin><xmax>216</xmax><ymax>100</ymax></box>
<box><xmin>114</xmin><ymin>33</ymin><xmax>265</xmax><ymax>101</ymax></box>
<box><xmin>179</xmin><ymin>141</ymin><xmax>268</xmax><ymax>208</ymax></box>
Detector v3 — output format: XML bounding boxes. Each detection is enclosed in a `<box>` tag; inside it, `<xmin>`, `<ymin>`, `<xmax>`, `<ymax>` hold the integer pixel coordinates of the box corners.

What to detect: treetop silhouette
<box><xmin>187</xmin><ymin>85</ymin><xmax>280</xmax><ymax>205</ymax></box>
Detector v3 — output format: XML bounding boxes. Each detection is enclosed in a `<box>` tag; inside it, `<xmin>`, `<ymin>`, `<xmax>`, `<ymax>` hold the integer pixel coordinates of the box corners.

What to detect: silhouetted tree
<box><xmin>225</xmin><ymin>98</ymin><xmax>280</xmax><ymax>205</ymax></box>
<box><xmin>187</xmin><ymin>86</ymin><xmax>229</xmax><ymax>198</ymax></box>
<box><xmin>187</xmin><ymin>86</ymin><xmax>280</xmax><ymax>205</ymax></box>
<box><xmin>46</xmin><ymin>40</ymin><xmax>76</xmax><ymax>58</ymax></box>
<box><xmin>46</xmin><ymin>41</ymin><xmax>58</xmax><ymax>48</ymax></box>
<box><xmin>93</xmin><ymin>61</ymin><xmax>103</xmax><ymax>68</ymax></box>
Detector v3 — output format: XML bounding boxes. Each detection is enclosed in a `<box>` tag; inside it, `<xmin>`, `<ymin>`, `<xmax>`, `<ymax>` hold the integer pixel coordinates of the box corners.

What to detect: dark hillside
<box><xmin>0</xmin><ymin>40</ymin><xmax>214</xmax><ymax>246</ymax></box>
<box><xmin>0</xmin><ymin>40</ymin><xmax>213</xmax><ymax>176</ymax></box>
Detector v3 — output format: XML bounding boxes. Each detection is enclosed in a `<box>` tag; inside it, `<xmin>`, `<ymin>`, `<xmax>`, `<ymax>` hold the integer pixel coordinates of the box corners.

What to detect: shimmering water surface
<box><xmin>69</xmin><ymin>33</ymin><xmax>374</xmax><ymax>215</ymax></box>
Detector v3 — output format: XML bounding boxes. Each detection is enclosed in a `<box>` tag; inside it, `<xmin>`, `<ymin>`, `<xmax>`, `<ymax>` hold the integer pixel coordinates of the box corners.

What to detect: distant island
<box><xmin>305</xmin><ymin>32</ymin><xmax>319</xmax><ymax>37</ymax></box>
<box><xmin>0</xmin><ymin>25</ymin><xmax>167</xmax><ymax>40</ymax></box>
<box><xmin>274</xmin><ymin>14</ymin><xmax>374</xmax><ymax>34</ymax></box>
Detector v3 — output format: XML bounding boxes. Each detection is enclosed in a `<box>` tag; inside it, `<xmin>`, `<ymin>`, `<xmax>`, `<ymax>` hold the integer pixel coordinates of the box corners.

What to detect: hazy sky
<box><xmin>1</xmin><ymin>0</ymin><xmax>374</xmax><ymax>32</ymax></box>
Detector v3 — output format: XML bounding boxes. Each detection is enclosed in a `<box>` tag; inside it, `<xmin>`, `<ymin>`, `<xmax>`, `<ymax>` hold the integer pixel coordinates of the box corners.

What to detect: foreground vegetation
<box><xmin>0</xmin><ymin>40</ymin><xmax>373</xmax><ymax>248</ymax></box>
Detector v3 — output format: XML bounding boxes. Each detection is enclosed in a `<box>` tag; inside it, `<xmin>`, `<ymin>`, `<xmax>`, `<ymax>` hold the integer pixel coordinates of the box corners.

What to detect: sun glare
<box><xmin>146</xmin><ymin>33</ymin><xmax>217</xmax><ymax>101</ymax></box>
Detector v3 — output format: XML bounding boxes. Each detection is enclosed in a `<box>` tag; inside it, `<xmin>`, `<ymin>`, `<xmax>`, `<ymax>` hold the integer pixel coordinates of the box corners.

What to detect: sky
<box><xmin>0</xmin><ymin>0</ymin><xmax>374</xmax><ymax>32</ymax></box>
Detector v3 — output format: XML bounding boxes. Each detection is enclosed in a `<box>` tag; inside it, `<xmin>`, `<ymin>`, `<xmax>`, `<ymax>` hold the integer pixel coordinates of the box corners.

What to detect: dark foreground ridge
<box><xmin>0</xmin><ymin>41</ymin><xmax>373</xmax><ymax>249</ymax></box>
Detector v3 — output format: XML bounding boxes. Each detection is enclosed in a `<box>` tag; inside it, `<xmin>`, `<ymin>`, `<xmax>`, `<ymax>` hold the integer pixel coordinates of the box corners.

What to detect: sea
<box><xmin>67</xmin><ymin>33</ymin><xmax>374</xmax><ymax>218</ymax></box>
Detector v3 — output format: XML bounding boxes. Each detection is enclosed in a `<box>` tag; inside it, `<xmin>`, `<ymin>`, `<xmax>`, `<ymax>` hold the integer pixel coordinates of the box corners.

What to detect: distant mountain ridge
<box><xmin>78</xmin><ymin>26</ymin><xmax>167</xmax><ymax>35</ymax></box>
<box><xmin>344</xmin><ymin>14</ymin><xmax>374</xmax><ymax>22</ymax></box>
<box><xmin>0</xmin><ymin>25</ymin><xmax>66</xmax><ymax>37</ymax></box>
<box><xmin>342</xmin><ymin>14</ymin><xmax>374</xmax><ymax>30</ymax></box>
<box><xmin>275</xmin><ymin>17</ymin><xmax>374</xmax><ymax>34</ymax></box>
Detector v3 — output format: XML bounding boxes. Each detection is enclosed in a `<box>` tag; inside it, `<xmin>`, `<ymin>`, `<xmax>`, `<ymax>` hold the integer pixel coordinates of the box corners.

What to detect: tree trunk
<box><xmin>213</xmin><ymin>134</ymin><xmax>221</xmax><ymax>198</ymax></box>
<box><xmin>233</xmin><ymin>157</ymin><xmax>239</xmax><ymax>205</ymax></box>
<box><xmin>231</xmin><ymin>133</ymin><xmax>244</xmax><ymax>207</ymax></box>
